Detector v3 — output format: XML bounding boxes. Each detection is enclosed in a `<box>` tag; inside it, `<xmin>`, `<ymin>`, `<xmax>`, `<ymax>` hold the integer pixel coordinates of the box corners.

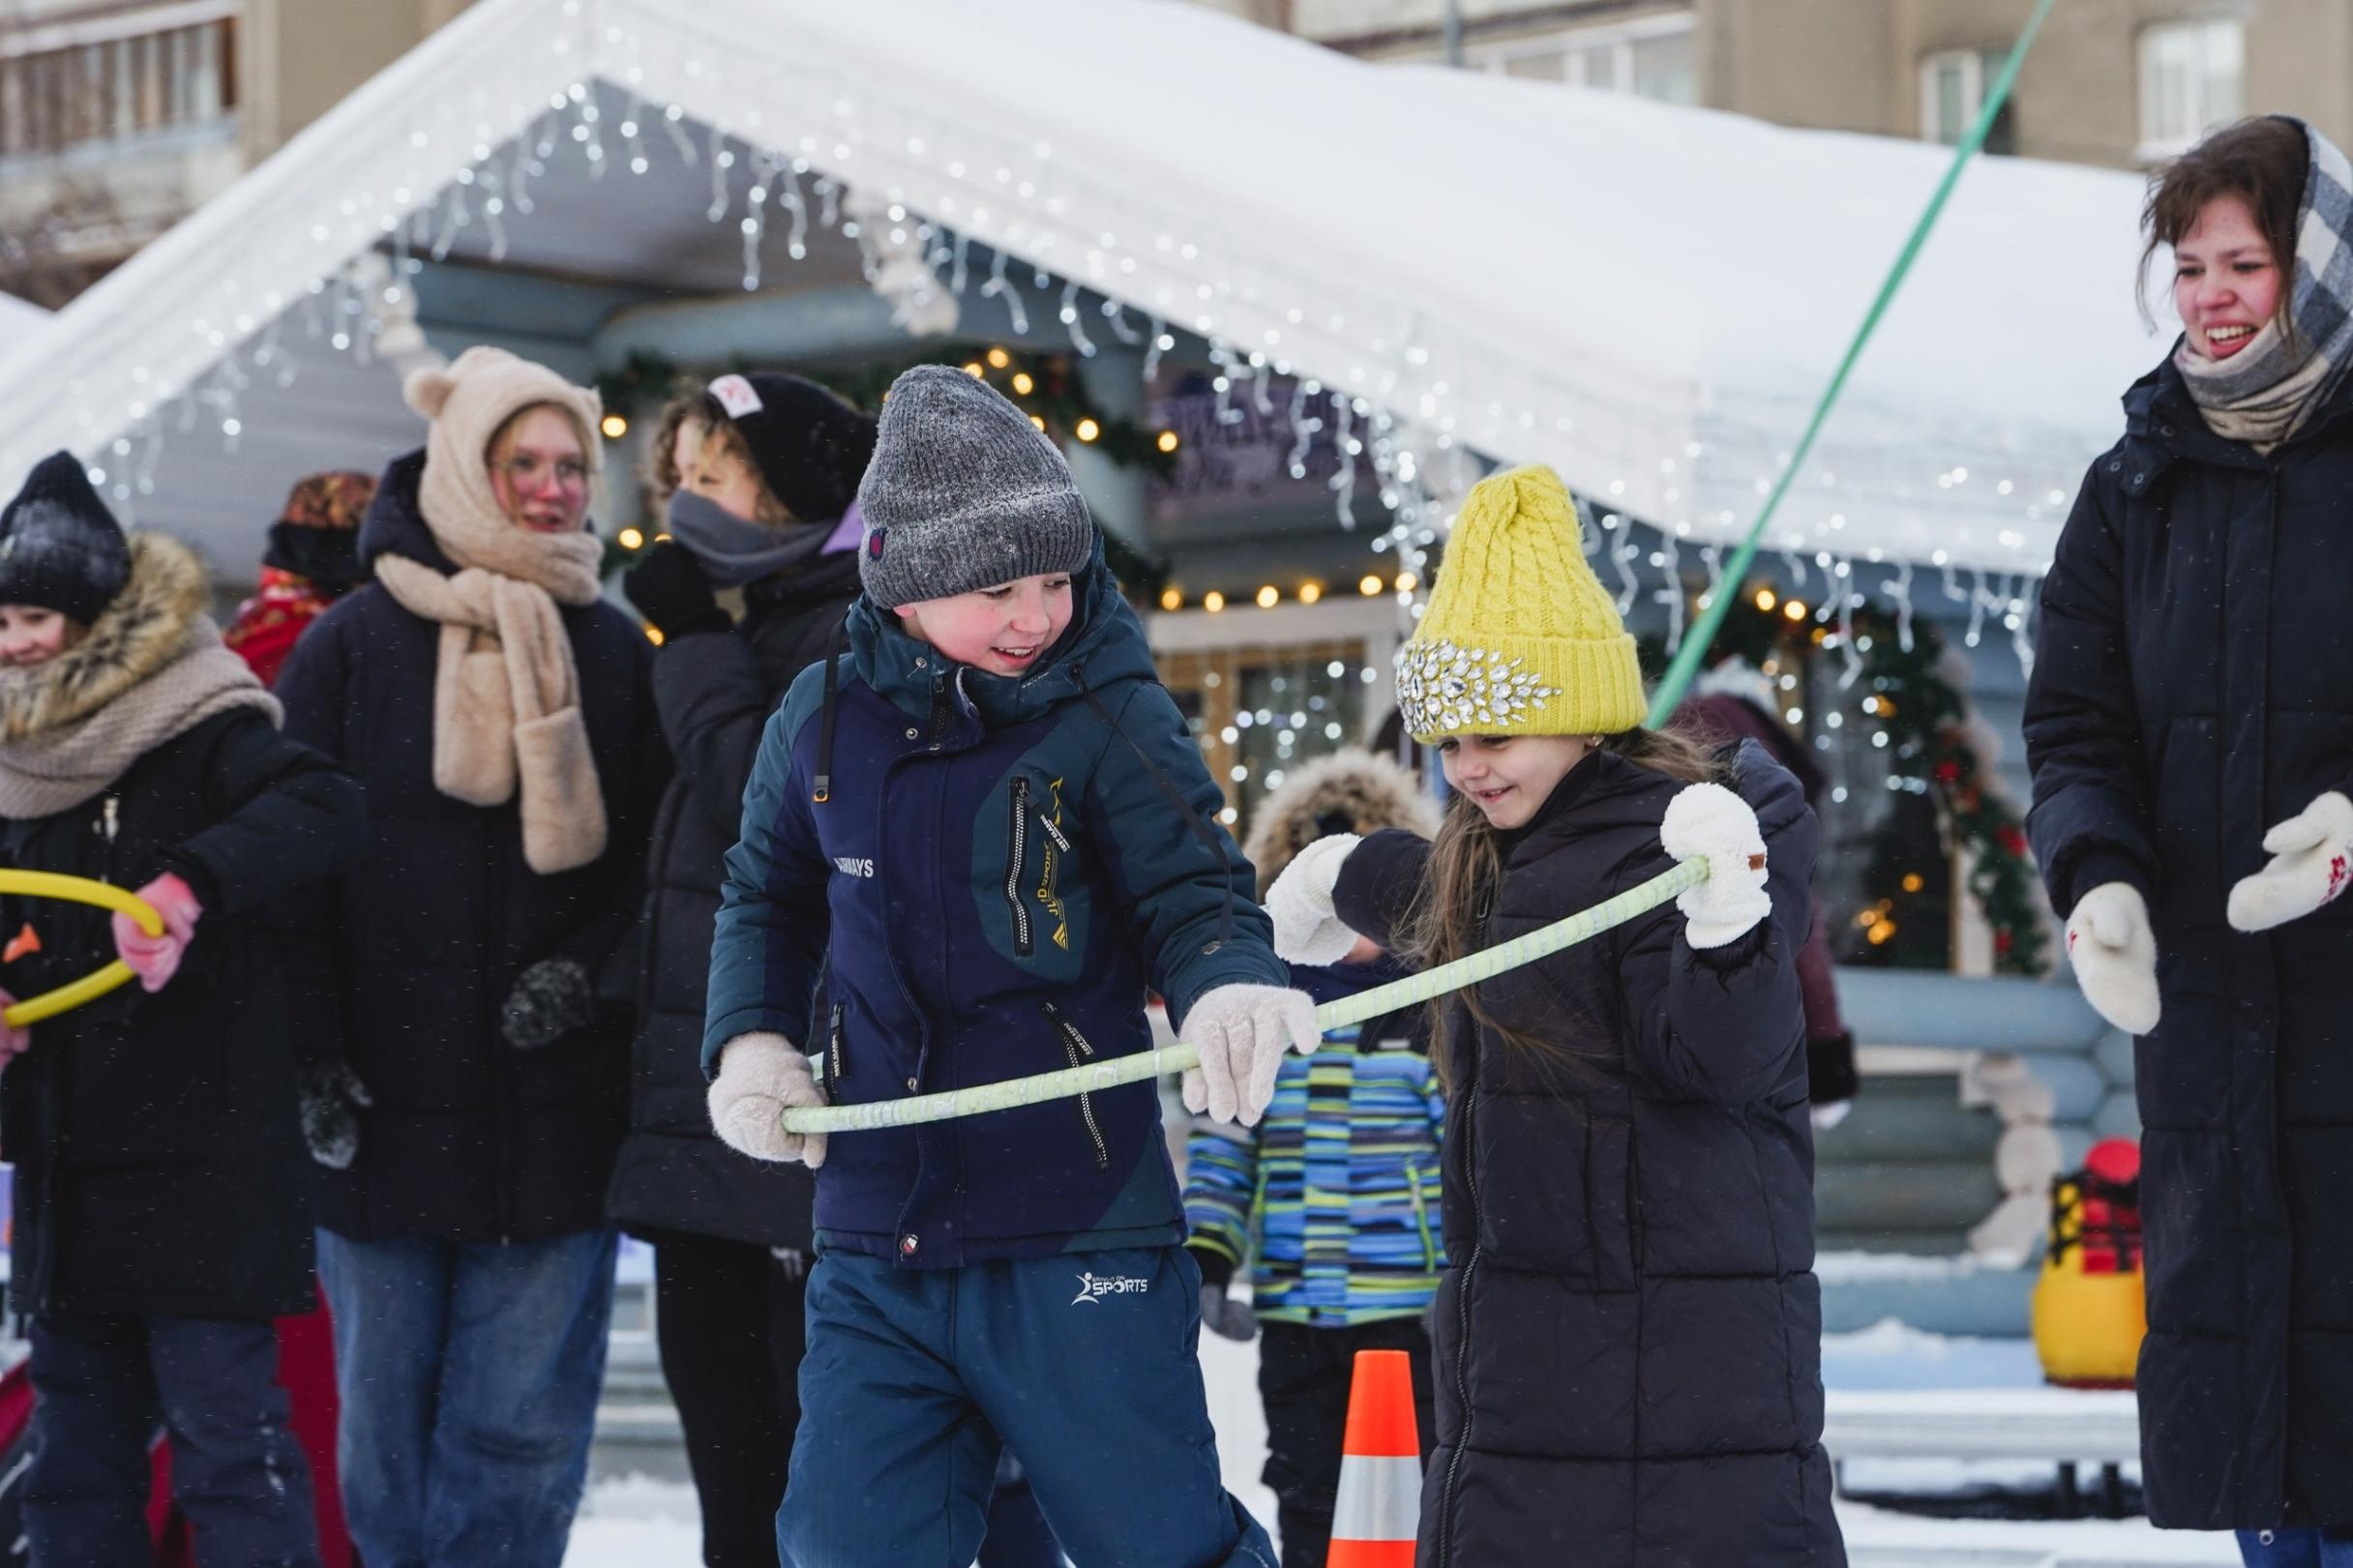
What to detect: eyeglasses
<box><xmin>497</xmin><ymin>456</ymin><xmax>591</xmax><ymax>491</ymax></box>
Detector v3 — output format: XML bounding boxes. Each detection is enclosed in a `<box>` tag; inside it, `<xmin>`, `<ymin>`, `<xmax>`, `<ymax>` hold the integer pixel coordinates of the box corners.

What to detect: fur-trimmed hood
<box><xmin>1243</xmin><ymin>746</ymin><xmax>1438</xmax><ymax>895</ymax></box>
<box><xmin>0</xmin><ymin>532</ymin><xmax>210</xmax><ymax>745</ymax></box>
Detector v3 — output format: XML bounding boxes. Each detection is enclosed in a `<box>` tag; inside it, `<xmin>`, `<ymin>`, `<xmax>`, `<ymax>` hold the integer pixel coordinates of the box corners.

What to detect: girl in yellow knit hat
<box><xmin>1263</xmin><ymin>465</ymin><xmax>1846</xmax><ymax>1567</ymax></box>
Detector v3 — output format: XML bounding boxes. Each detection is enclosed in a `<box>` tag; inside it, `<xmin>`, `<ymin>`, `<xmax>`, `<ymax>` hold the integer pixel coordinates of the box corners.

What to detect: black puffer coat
<box><xmin>1333</xmin><ymin>743</ymin><xmax>1842</xmax><ymax>1567</ymax></box>
<box><xmin>0</xmin><ymin>541</ymin><xmax>363</xmax><ymax>1319</ymax></box>
<box><xmin>275</xmin><ymin>451</ymin><xmax>668</xmax><ymax>1243</ymax></box>
<box><xmin>2026</xmin><ymin>360</ymin><xmax>2353</xmax><ymax>1531</ymax></box>
<box><xmin>607</xmin><ymin>548</ymin><xmax>859</xmax><ymax>1247</ymax></box>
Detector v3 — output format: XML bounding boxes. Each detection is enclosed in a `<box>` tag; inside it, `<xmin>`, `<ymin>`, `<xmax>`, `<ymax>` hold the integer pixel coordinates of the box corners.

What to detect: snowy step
<box><xmin>1816</xmin><ymin>1252</ymin><xmax>2038</xmax><ymax>1337</ymax></box>
<box><xmin>1826</xmin><ymin>1388</ymin><xmax>2137</xmax><ymax>1464</ymax></box>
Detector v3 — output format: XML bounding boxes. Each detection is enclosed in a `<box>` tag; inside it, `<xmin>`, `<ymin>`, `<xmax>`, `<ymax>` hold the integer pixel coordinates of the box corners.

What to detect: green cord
<box><xmin>1645</xmin><ymin>0</ymin><xmax>2059</xmax><ymax>726</ymax></box>
<box><xmin>781</xmin><ymin>858</ymin><xmax>1708</xmax><ymax>1136</ymax></box>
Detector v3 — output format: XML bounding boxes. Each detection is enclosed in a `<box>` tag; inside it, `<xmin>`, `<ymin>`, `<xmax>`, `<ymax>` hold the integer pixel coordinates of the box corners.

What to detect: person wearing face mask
<box><xmin>1263</xmin><ymin>466</ymin><xmax>1841</xmax><ymax>1567</ymax></box>
<box><xmin>607</xmin><ymin>372</ymin><xmax>873</xmax><ymax>1568</ymax></box>
<box><xmin>701</xmin><ymin>366</ymin><xmax>1308</xmax><ymax>1566</ymax></box>
<box><xmin>2025</xmin><ymin>116</ymin><xmax>2353</xmax><ymax>1563</ymax></box>
<box><xmin>272</xmin><ymin>348</ymin><xmax>669</xmax><ymax>1568</ymax></box>
<box><xmin>0</xmin><ymin>453</ymin><xmax>363</xmax><ymax>1568</ymax></box>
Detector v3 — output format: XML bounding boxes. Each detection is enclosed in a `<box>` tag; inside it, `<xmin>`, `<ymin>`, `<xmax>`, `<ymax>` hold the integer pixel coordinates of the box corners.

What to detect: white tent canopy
<box><xmin>0</xmin><ymin>0</ymin><xmax>2167</xmax><ymax>577</ymax></box>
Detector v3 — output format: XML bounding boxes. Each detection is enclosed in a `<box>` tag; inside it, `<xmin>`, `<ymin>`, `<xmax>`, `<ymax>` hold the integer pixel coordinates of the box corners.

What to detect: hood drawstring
<box><xmin>1073</xmin><ymin>665</ymin><xmax>1237</xmax><ymax>955</ymax></box>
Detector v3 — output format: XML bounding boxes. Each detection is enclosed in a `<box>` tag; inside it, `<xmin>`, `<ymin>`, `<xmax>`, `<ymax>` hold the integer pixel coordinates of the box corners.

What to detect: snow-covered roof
<box><xmin>0</xmin><ymin>0</ymin><xmax>2167</xmax><ymax>575</ymax></box>
<box><xmin>0</xmin><ymin>293</ymin><xmax>50</xmax><ymax>371</ymax></box>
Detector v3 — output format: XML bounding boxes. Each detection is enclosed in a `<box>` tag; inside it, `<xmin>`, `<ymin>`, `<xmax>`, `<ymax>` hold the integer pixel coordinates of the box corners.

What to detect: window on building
<box><xmin>2138</xmin><ymin>17</ymin><xmax>2244</xmax><ymax>160</ymax></box>
<box><xmin>1481</xmin><ymin>15</ymin><xmax>1696</xmax><ymax>106</ymax></box>
<box><xmin>0</xmin><ymin>17</ymin><xmax>235</xmax><ymax>159</ymax></box>
<box><xmin>1919</xmin><ymin>46</ymin><xmax>2017</xmax><ymax>155</ymax></box>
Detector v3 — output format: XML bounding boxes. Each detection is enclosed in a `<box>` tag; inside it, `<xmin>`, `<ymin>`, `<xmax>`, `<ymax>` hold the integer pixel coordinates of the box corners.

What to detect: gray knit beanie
<box><xmin>856</xmin><ymin>365</ymin><xmax>1094</xmax><ymax>608</ymax></box>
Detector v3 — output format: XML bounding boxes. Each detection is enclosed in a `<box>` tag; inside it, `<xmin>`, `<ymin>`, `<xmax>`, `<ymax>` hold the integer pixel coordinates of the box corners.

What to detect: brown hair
<box><xmin>1400</xmin><ymin>725</ymin><xmax>1720</xmax><ymax>1088</ymax></box>
<box><xmin>2140</xmin><ymin>116</ymin><xmax>2308</xmax><ymax>338</ymax></box>
<box><xmin>640</xmin><ymin>390</ymin><xmax>708</xmax><ymax>510</ymax></box>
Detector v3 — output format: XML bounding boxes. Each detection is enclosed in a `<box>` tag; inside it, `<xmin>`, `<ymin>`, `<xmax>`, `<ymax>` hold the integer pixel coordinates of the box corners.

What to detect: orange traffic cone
<box><xmin>1326</xmin><ymin>1349</ymin><xmax>1422</xmax><ymax>1568</ymax></box>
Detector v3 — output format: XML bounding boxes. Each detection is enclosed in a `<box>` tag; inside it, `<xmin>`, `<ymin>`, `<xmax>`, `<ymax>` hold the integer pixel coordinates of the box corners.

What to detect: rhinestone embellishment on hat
<box><xmin>1393</xmin><ymin>639</ymin><xmax>1562</xmax><ymax>736</ymax></box>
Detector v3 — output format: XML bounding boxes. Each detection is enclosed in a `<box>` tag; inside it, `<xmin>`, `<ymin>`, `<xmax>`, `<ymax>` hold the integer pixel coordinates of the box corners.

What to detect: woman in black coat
<box><xmin>608</xmin><ymin>372</ymin><xmax>872</xmax><ymax>1568</ymax></box>
<box><xmin>273</xmin><ymin>349</ymin><xmax>667</xmax><ymax>1568</ymax></box>
<box><xmin>2026</xmin><ymin>117</ymin><xmax>2353</xmax><ymax>1556</ymax></box>
<box><xmin>0</xmin><ymin>454</ymin><xmax>362</xmax><ymax>1566</ymax></box>
<box><xmin>1268</xmin><ymin>466</ymin><xmax>1841</xmax><ymax>1567</ymax></box>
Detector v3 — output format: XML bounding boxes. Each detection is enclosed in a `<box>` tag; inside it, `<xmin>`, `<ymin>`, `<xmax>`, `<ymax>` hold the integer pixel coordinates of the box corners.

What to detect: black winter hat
<box><xmin>0</xmin><ymin>451</ymin><xmax>132</xmax><ymax>625</ymax></box>
<box><xmin>701</xmin><ymin>372</ymin><xmax>877</xmax><ymax>523</ymax></box>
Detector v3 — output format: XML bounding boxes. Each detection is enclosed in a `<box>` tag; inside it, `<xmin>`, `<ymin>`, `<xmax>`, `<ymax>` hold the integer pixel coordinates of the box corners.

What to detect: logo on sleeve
<box><xmin>832</xmin><ymin>856</ymin><xmax>875</xmax><ymax>878</ymax></box>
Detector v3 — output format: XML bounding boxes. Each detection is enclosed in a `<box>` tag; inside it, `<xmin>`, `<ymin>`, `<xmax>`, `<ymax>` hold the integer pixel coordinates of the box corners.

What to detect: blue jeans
<box><xmin>780</xmin><ymin>1246</ymin><xmax>1274</xmax><ymax>1568</ymax></box>
<box><xmin>2241</xmin><ymin>1527</ymin><xmax>2353</xmax><ymax>1566</ymax></box>
<box><xmin>315</xmin><ymin>1228</ymin><xmax>616</xmax><ymax>1568</ymax></box>
<box><xmin>23</xmin><ymin>1313</ymin><xmax>320</xmax><ymax>1568</ymax></box>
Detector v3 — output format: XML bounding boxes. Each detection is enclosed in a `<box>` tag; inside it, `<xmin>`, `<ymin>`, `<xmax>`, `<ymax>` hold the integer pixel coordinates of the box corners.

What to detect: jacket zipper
<box><xmin>1436</xmin><ymin>890</ymin><xmax>1491</xmax><ymax>1568</ymax></box>
<box><xmin>1004</xmin><ymin>778</ymin><xmax>1034</xmax><ymax>957</ymax></box>
<box><xmin>1042</xmin><ymin>1002</ymin><xmax>1109</xmax><ymax>1169</ymax></box>
<box><xmin>826</xmin><ymin>1001</ymin><xmax>845</xmax><ymax>1092</ymax></box>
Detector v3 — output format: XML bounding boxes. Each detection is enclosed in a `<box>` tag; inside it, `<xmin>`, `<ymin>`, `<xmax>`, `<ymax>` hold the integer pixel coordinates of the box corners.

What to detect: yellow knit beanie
<box><xmin>1393</xmin><ymin>465</ymin><xmax>1647</xmax><ymax>741</ymax></box>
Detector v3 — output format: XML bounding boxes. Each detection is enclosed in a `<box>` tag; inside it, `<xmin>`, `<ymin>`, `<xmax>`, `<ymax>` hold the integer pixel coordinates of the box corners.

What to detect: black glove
<box><xmin>297</xmin><ymin>1059</ymin><xmax>371</xmax><ymax>1170</ymax></box>
<box><xmin>1188</xmin><ymin>1242</ymin><xmax>1257</xmax><ymax>1341</ymax></box>
<box><xmin>624</xmin><ymin>542</ymin><xmax>729</xmax><ymax>639</ymax></box>
<box><xmin>502</xmin><ymin>958</ymin><xmax>598</xmax><ymax>1050</ymax></box>
<box><xmin>1199</xmin><ymin>1283</ymin><xmax>1259</xmax><ymax>1343</ymax></box>
<box><xmin>1807</xmin><ymin>1030</ymin><xmax>1861</xmax><ymax>1107</ymax></box>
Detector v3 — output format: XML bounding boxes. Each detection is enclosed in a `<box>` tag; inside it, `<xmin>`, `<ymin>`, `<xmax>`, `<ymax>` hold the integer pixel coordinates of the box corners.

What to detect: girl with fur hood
<box><xmin>1266</xmin><ymin>466</ymin><xmax>1843</xmax><ymax>1566</ymax></box>
<box><xmin>1183</xmin><ymin>748</ymin><xmax>1445</xmax><ymax>1568</ymax></box>
<box><xmin>0</xmin><ymin>452</ymin><xmax>364</xmax><ymax>1567</ymax></box>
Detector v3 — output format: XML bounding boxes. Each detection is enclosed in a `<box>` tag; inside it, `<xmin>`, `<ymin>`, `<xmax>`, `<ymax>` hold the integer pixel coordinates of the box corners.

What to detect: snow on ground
<box><xmin>564</xmin><ymin>1322</ymin><xmax>2243</xmax><ymax>1566</ymax></box>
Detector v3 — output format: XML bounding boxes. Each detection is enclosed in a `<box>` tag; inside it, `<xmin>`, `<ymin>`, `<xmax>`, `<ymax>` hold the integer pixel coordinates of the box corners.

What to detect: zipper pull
<box><xmin>100</xmin><ymin>796</ymin><xmax>119</xmax><ymax>845</ymax></box>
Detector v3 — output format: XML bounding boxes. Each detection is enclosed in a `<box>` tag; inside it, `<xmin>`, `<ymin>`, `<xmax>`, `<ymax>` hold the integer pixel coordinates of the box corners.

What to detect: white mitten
<box><xmin>707</xmin><ymin>1032</ymin><xmax>828</xmax><ymax>1167</ymax></box>
<box><xmin>1265</xmin><ymin>834</ymin><xmax>1364</xmax><ymax>966</ymax></box>
<box><xmin>1178</xmin><ymin>983</ymin><xmax>1323</xmax><ymax>1128</ymax></box>
<box><xmin>2066</xmin><ymin>882</ymin><xmax>2161</xmax><ymax>1036</ymax></box>
<box><xmin>1659</xmin><ymin>783</ymin><xmax>1772</xmax><ymax>949</ymax></box>
<box><xmin>2228</xmin><ymin>790</ymin><xmax>2353</xmax><ymax>933</ymax></box>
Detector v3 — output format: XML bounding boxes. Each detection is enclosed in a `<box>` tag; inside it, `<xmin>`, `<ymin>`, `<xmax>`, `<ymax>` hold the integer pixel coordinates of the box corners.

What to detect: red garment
<box><xmin>223</xmin><ymin>571</ymin><xmax>336</xmax><ymax>687</ymax></box>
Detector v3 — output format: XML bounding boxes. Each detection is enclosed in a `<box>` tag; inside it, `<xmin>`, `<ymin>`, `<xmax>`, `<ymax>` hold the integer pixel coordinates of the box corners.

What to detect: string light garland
<box><xmin>10</xmin><ymin>0</ymin><xmax>2085</xmax><ymax>672</ymax></box>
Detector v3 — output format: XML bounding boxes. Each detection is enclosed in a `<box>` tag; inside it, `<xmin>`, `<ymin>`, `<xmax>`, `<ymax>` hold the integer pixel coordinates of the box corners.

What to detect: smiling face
<box><xmin>0</xmin><ymin>604</ymin><xmax>84</xmax><ymax>668</ymax></box>
<box><xmin>1438</xmin><ymin>732</ymin><xmax>1593</xmax><ymax>831</ymax></box>
<box><xmin>487</xmin><ymin>404</ymin><xmax>592</xmax><ymax>534</ymax></box>
<box><xmin>892</xmin><ymin>573</ymin><xmax>1075</xmax><ymax>678</ymax></box>
<box><xmin>2174</xmin><ymin>193</ymin><xmax>2286</xmax><ymax>362</ymax></box>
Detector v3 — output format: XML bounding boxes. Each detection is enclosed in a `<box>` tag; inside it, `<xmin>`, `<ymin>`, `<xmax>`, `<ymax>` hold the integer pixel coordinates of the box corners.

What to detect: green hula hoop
<box><xmin>780</xmin><ymin>857</ymin><xmax>1708</xmax><ymax>1136</ymax></box>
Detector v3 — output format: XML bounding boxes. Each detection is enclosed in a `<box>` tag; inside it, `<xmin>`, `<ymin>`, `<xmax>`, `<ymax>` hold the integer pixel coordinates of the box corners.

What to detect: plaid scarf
<box><xmin>2176</xmin><ymin>121</ymin><xmax>2353</xmax><ymax>452</ymax></box>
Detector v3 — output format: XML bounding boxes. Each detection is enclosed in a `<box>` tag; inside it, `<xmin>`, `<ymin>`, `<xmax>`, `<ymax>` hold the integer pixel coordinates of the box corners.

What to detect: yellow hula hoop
<box><xmin>0</xmin><ymin>871</ymin><xmax>164</xmax><ymax>1027</ymax></box>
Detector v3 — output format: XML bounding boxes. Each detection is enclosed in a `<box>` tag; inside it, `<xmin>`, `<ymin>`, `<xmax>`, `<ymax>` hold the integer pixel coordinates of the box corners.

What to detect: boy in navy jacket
<box><xmin>704</xmin><ymin>367</ymin><xmax>1313</xmax><ymax>1566</ymax></box>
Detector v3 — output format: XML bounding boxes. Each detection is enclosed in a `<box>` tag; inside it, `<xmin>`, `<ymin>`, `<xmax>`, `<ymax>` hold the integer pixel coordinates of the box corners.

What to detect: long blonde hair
<box><xmin>1401</xmin><ymin>725</ymin><xmax>1720</xmax><ymax>1087</ymax></box>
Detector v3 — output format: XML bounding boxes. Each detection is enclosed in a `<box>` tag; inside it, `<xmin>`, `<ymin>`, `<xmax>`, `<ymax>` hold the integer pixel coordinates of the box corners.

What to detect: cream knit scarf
<box><xmin>0</xmin><ymin>534</ymin><xmax>280</xmax><ymax>818</ymax></box>
<box><xmin>376</xmin><ymin>361</ymin><xmax>612</xmax><ymax>873</ymax></box>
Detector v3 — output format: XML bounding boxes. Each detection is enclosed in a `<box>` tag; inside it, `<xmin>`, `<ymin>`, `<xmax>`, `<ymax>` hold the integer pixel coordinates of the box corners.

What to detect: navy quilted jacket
<box><xmin>703</xmin><ymin>540</ymin><xmax>1287</xmax><ymax>1268</ymax></box>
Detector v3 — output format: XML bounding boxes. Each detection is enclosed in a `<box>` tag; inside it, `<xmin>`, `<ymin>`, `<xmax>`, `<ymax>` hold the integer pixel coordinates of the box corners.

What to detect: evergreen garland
<box><xmin>1658</xmin><ymin>589</ymin><xmax>2051</xmax><ymax>977</ymax></box>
